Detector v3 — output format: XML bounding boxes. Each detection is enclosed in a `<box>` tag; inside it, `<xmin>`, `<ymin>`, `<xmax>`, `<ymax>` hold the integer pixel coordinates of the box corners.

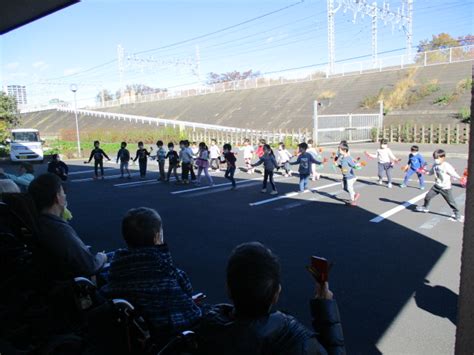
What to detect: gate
<box><xmin>313</xmin><ymin>101</ymin><xmax>384</xmax><ymax>145</ymax></box>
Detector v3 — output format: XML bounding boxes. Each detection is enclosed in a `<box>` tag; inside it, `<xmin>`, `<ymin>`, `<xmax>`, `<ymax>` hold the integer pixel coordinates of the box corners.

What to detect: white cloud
<box><xmin>63</xmin><ymin>67</ymin><xmax>82</xmax><ymax>76</ymax></box>
<box><xmin>32</xmin><ymin>61</ymin><xmax>48</xmax><ymax>71</ymax></box>
<box><xmin>266</xmin><ymin>37</ymin><xmax>274</xmax><ymax>43</ymax></box>
<box><xmin>5</xmin><ymin>62</ymin><xmax>20</xmax><ymax>70</ymax></box>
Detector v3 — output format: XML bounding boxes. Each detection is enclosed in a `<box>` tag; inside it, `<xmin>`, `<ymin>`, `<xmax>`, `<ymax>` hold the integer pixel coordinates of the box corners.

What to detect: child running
<box><xmin>84</xmin><ymin>140</ymin><xmax>111</xmax><ymax>180</ymax></box>
<box><xmin>116</xmin><ymin>141</ymin><xmax>131</xmax><ymax>179</ymax></box>
<box><xmin>209</xmin><ymin>139</ymin><xmax>221</xmax><ymax>171</ymax></box>
<box><xmin>133</xmin><ymin>141</ymin><xmax>151</xmax><ymax>179</ymax></box>
<box><xmin>195</xmin><ymin>142</ymin><xmax>214</xmax><ymax>186</ymax></box>
<box><xmin>400</xmin><ymin>145</ymin><xmax>426</xmax><ymax>190</ymax></box>
<box><xmin>221</xmin><ymin>143</ymin><xmax>237</xmax><ymax>190</ymax></box>
<box><xmin>307</xmin><ymin>139</ymin><xmax>321</xmax><ymax>181</ymax></box>
<box><xmin>416</xmin><ymin>149</ymin><xmax>464</xmax><ymax>222</ymax></box>
<box><xmin>365</xmin><ymin>139</ymin><xmax>399</xmax><ymax>188</ymax></box>
<box><xmin>165</xmin><ymin>142</ymin><xmax>180</xmax><ymax>183</ymax></box>
<box><xmin>290</xmin><ymin>142</ymin><xmax>322</xmax><ymax>192</ymax></box>
<box><xmin>156</xmin><ymin>140</ymin><xmax>167</xmax><ymax>181</ymax></box>
<box><xmin>251</xmin><ymin>144</ymin><xmax>279</xmax><ymax>195</ymax></box>
<box><xmin>277</xmin><ymin>142</ymin><xmax>293</xmax><ymax>177</ymax></box>
<box><xmin>338</xmin><ymin>143</ymin><xmax>361</xmax><ymax>206</ymax></box>
<box><xmin>240</xmin><ymin>139</ymin><xmax>255</xmax><ymax>174</ymax></box>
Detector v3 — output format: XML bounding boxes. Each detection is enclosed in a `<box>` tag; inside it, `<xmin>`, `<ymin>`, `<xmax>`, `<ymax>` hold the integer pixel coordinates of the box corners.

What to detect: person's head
<box><xmin>138</xmin><ymin>141</ymin><xmax>144</xmax><ymax>148</ymax></box>
<box><xmin>168</xmin><ymin>142</ymin><xmax>174</xmax><ymax>150</ymax></box>
<box><xmin>227</xmin><ymin>242</ymin><xmax>281</xmax><ymax>317</ymax></box>
<box><xmin>156</xmin><ymin>140</ymin><xmax>163</xmax><ymax>148</ymax></box>
<box><xmin>298</xmin><ymin>142</ymin><xmax>308</xmax><ymax>153</ymax></box>
<box><xmin>433</xmin><ymin>149</ymin><xmax>446</xmax><ymax>165</ymax></box>
<box><xmin>211</xmin><ymin>139</ymin><xmax>217</xmax><ymax>146</ymax></box>
<box><xmin>0</xmin><ymin>180</ymin><xmax>20</xmax><ymax>200</ymax></box>
<box><xmin>192</xmin><ymin>141</ymin><xmax>197</xmax><ymax>147</ymax></box>
<box><xmin>28</xmin><ymin>173</ymin><xmax>67</xmax><ymax>214</ymax></box>
<box><xmin>179</xmin><ymin>140</ymin><xmax>185</xmax><ymax>149</ymax></box>
<box><xmin>51</xmin><ymin>153</ymin><xmax>60</xmax><ymax>162</ymax></box>
<box><xmin>339</xmin><ymin>143</ymin><xmax>350</xmax><ymax>156</ymax></box>
<box><xmin>199</xmin><ymin>142</ymin><xmax>207</xmax><ymax>150</ymax></box>
<box><xmin>19</xmin><ymin>162</ymin><xmax>34</xmax><ymax>175</ymax></box>
<box><xmin>122</xmin><ymin>207</ymin><xmax>163</xmax><ymax>248</ymax></box>
<box><xmin>380</xmin><ymin>139</ymin><xmax>388</xmax><ymax>149</ymax></box>
<box><xmin>278</xmin><ymin>142</ymin><xmax>285</xmax><ymax>150</ymax></box>
<box><xmin>121</xmin><ymin>142</ymin><xmax>127</xmax><ymax>149</ymax></box>
<box><xmin>259</xmin><ymin>139</ymin><xmax>266</xmax><ymax>146</ymax></box>
<box><xmin>244</xmin><ymin>139</ymin><xmax>250</xmax><ymax>146</ymax></box>
<box><xmin>223</xmin><ymin>143</ymin><xmax>232</xmax><ymax>153</ymax></box>
<box><xmin>410</xmin><ymin>145</ymin><xmax>419</xmax><ymax>153</ymax></box>
<box><xmin>263</xmin><ymin>144</ymin><xmax>273</xmax><ymax>155</ymax></box>
<box><xmin>339</xmin><ymin>140</ymin><xmax>347</xmax><ymax>145</ymax></box>
<box><xmin>94</xmin><ymin>140</ymin><xmax>100</xmax><ymax>148</ymax></box>
<box><xmin>307</xmin><ymin>139</ymin><xmax>314</xmax><ymax>147</ymax></box>
<box><xmin>184</xmin><ymin>140</ymin><xmax>190</xmax><ymax>147</ymax></box>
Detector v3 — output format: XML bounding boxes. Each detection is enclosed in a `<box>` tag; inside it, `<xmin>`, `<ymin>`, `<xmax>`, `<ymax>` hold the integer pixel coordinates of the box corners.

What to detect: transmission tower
<box><xmin>326</xmin><ymin>0</ymin><xmax>413</xmax><ymax>74</ymax></box>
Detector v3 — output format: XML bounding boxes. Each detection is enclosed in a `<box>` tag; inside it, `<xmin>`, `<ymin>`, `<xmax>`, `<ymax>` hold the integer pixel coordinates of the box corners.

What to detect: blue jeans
<box><xmin>225</xmin><ymin>167</ymin><xmax>236</xmax><ymax>187</ymax></box>
<box><xmin>403</xmin><ymin>168</ymin><xmax>425</xmax><ymax>187</ymax></box>
<box><xmin>299</xmin><ymin>174</ymin><xmax>310</xmax><ymax>192</ymax></box>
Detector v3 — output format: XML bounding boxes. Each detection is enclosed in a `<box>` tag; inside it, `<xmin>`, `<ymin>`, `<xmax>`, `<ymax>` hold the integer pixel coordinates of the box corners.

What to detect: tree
<box><xmin>0</xmin><ymin>92</ymin><xmax>19</xmax><ymax>142</ymax></box>
<box><xmin>416</xmin><ymin>33</ymin><xmax>473</xmax><ymax>64</ymax></box>
<box><xmin>115</xmin><ymin>84</ymin><xmax>167</xmax><ymax>100</ymax></box>
<box><xmin>95</xmin><ymin>89</ymin><xmax>114</xmax><ymax>103</ymax></box>
<box><xmin>206</xmin><ymin>70</ymin><xmax>260</xmax><ymax>84</ymax></box>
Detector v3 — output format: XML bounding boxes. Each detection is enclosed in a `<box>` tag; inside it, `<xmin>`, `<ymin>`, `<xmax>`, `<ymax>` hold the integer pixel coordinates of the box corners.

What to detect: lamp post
<box><xmin>70</xmin><ymin>84</ymin><xmax>81</xmax><ymax>157</ymax></box>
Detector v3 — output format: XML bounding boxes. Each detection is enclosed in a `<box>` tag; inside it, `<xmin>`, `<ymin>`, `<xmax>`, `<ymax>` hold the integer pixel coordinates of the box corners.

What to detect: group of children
<box><xmin>83</xmin><ymin>137</ymin><xmax>466</xmax><ymax>221</ymax></box>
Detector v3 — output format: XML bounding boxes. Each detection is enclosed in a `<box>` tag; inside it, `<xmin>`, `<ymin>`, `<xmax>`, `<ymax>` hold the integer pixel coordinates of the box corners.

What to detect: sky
<box><xmin>0</xmin><ymin>0</ymin><xmax>472</xmax><ymax>107</ymax></box>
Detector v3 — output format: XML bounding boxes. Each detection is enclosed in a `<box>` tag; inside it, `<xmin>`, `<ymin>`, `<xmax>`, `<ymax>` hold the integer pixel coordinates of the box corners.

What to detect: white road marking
<box><xmin>71</xmin><ymin>172</ymin><xmax>141</xmax><ymax>182</ymax></box>
<box><xmin>171</xmin><ymin>175</ymin><xmax>266</xmax><ymax>195</ymax></box>
<box><xmin>114</xmin><ymin>177</ymin><xmax>178</xmax><ymax>188</ymax></box>
<box><xmin>419</xmin><ymin>194</ymin><xmax>466</xmax><ymax>229</ymax></box>
<box><xmin>249</xmin><ymin>182</ymin><xmax>341</xmax><ymax>207</ymax></box>
<box><xmin>67</xmin><ymin>168</ymin><xmax>116</xmax><ymax>175</ymax></box>
<box><xmin>370</xmin><ymin>192</ymin><xmax>428</xmax><ymax>223</ymax></box>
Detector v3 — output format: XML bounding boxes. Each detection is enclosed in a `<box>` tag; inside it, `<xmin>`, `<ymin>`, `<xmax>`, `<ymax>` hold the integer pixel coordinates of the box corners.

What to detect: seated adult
<box><xmin>101</xmin><ymin>207</ymin><xmax>201</xmax><ymax>339</ymax></box>
<box><xmin>0</xmin><ymin>163</ymin><xmax>35</xmax><ymax>192</ymax></box>
<box><xmin>196</xmin><ymin>242</ymin><xmax>345</xmax><ymax>355</ymax></box>
<box><xmin>47</xmin><ymin>154</ymin><xmax>69</xmax><ymax>181</ymax></box>
<box><xmin>27</xmin><ymin>173</ymin><xmax>107</xmax><ymax>278</ymax></box>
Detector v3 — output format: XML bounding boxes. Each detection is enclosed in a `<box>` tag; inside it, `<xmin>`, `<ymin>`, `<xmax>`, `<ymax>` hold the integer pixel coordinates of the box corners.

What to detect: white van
<box><xmin>7</xmin><ymin>129</ymin><xmax>44</xmax><ymax>162</ymax></box>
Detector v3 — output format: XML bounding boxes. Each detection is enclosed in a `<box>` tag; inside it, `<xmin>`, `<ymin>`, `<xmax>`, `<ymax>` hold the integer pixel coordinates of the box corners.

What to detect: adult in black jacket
<box><xmin>196</xmin><ymin>242</ymin><xmax>345</xmax><ymax>355</ymax></box>
<box><xmin>47</xmin><ymin>154</ymin><xmax>69</xmax><ymax>181</ymax></box>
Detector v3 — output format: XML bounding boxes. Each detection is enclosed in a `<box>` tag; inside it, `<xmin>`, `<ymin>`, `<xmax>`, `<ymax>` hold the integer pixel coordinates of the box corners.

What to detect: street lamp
<box><xmin>70</xmin><ymin>84</ymin><xmax>81</xmax><ymax>158</ymax></box>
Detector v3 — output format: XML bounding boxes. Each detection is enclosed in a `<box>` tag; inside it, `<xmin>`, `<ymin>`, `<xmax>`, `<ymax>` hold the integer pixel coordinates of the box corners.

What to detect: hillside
<box><xmin>20</xmin><ymin>61</ymin><xmax>472</xmax><ymax>135</ymax></box>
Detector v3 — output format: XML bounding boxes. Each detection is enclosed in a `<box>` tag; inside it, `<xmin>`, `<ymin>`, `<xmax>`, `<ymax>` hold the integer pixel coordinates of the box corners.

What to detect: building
<box><xmin>6</xmin><ymin>85</ymin><xmax>27</xmax><ymax>105</ymax></box>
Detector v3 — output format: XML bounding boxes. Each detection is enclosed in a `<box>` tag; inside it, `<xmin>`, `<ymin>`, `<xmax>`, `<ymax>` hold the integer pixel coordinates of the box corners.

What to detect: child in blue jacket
<box><xmin>400</xmin><ymin>145</ymin><xmax>426</xmax><ymax>190</ymax></box>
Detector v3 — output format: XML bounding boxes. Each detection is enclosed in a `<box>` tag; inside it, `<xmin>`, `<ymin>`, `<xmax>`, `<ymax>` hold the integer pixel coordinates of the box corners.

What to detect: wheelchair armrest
<box><xmin>192</xmin><ymin>292</ymin><xmax>207</xmax><ymax>305</ymax></box>
<box><xmin>73</xmin><ymin>277</ymin><xmax>97</xmax><ymax>311</ymax></box>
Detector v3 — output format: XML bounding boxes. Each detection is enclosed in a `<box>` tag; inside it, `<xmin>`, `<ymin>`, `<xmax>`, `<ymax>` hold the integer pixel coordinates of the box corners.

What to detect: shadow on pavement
<box><xmin>414</xmin><ymin>280</ymin><xmax>457</xmax><ymax>325</ymax></box>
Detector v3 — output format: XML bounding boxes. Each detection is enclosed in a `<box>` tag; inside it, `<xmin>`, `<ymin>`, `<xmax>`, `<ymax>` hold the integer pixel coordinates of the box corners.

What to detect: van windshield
<box><xmin>12</xmin><ymin>132</ymin><xmax>40</xmax><ymax>143</ymax></box>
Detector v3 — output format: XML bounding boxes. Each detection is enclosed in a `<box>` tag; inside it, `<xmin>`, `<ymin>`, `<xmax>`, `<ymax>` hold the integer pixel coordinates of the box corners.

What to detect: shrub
<box><xmin>433</xmin><ymin>94</ymin><xmax>453</xmax><ymax>105</ymax></box>
<box><xmin>318</xmin><ymin>90</ymin><xmax>336</xmax><ymax>100</ymax></box>
<box><xmin>457</xmin><ymin>107</ymin><xmax>471</xmax><ymax>123</ymax></box>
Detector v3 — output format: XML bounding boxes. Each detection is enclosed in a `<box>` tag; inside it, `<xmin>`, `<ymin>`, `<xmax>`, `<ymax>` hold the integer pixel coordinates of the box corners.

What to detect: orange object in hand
<box><xmin>360</xmin><ymin>161</ymin><xmax>367</xmax><ymax>167</ymax></box>
<box><xmin>402</xmin><ymin>165</ymin><xmax>409</xmax><ymax>172</ymax></box>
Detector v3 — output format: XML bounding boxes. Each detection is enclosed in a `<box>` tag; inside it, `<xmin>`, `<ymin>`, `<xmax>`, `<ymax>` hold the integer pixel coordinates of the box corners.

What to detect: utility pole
<box><xmin>405</xmin><ymin>0</ymin><xmax>413</xmax><ymax>58</ymax></box>
<box><xmin>371</xmin><ymin>2</ymin><xmax>378</xmax><ymax>66</ymax></box>
<box><xmin>327</xmin><ymin>0</ymin><xmax>336</xmax><ymax>75</ymax></box>
<box><xmin>117</xmin><ymin>44</ymin><xmax>125</xmax><ymax>101</ymax></box>
<box><xmin>70</xmin><ymin>84</ymin><xmax>81</xmax><ymax>158</ymax></box>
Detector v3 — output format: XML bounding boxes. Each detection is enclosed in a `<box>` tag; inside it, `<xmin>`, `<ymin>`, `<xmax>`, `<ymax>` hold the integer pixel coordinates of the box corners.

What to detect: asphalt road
<box><xmin>1</xmin><ymin>148</ymin><xmax>467</xmax><ymax>355</ymax></box>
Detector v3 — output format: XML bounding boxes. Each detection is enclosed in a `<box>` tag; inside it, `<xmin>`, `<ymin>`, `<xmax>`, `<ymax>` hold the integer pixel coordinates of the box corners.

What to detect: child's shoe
<box><xmin>399</xmin><ymin>184</ymin><xmax>406</xmax><ymax>188</ymax></box>
<box><xmin>378</xmin><ymin>179</ymin><xmax>383</xmax><ymax>185</ymax></box>
<box><xmin>270</xmin><ymin>190</ymin><xmax>278</xmax><ymax>195</ymax></box>
<box><xmin>451</xmin><ymin>214</ymin><xmax>465</xmax><ymax>223</ymax></box>
<box><xmin>261</xmin><ymin>188</ymin><xmax>267</xmax><ymax>193</ymax></box>
<box><xmin>416</xmin><ymin>206</ymin><xmax>429</xmax><ymax>213</ymax></box>
<box><xmin>387</xmin><ymin>183</ymin><xmax>393</xmax><ymax>189</ymax></box>
<box><xmin>419</xmin><ymin>186</ymin><xmax>425</xmax><ymax>190</ymax></box>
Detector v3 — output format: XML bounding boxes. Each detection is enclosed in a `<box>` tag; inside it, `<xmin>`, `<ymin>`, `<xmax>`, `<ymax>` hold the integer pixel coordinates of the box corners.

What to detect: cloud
<box><xmin>266</xmin><ymin>37</ymin><xmax>274</xmax><ymax>43</ymax></box>
<box><xmin>32</xmin><ymin>61</ymin><xmax>48</xmax><ymax>71</ymax></box>
<box><xmin>5</xmin><ymin>62</ymin><xmax>20</xmax><ymax>70</ymax></box>
<box><xmin>9</xmin><ymin>72</ymin><xmax>28</xmax><ymax>78</ymax></box>
<box><xmin>63</xmin><ymin>67</ymin><xmax>82</xmax><ymax>76</ymax></box>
